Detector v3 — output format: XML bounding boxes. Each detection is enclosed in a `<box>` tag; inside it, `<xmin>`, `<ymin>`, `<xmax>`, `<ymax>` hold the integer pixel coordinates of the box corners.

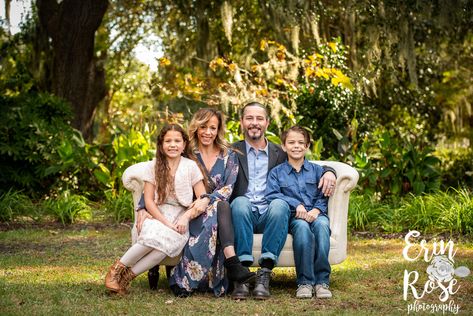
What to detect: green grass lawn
<box><xmin>0</xmin><ymin>226</ymin><xmax>472</xmax><ymax>315</ymax></box>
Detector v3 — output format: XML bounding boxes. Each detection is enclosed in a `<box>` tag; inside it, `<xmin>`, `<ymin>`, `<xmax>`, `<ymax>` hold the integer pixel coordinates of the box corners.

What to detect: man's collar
<box><xmin>245</xmin><ymin>139</ymin><xmax>269</xmax><ymax>155</ymax></box>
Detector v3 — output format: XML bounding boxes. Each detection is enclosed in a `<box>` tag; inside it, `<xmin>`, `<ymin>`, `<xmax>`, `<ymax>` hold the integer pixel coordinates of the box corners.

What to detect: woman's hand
<box><xmin>187</xmin><ymin>197</ymin><xmax>210</xmax><ymax>219</ymax></box>
<box><xmin>295</xmin><ymin>204</ymin><xmax>308</xmax><ymax>220</ymax></box>
<box><xmin>193</xmin><ymin>197</ymin><xmax>210</xmax><ymax>214</ymax></box>
<box><xmin>319</xmin><ymin>172</ymin><xmax>336</xmax><ymax>197</ymax></box>
<box><xmin>136</xmin><ymin>209</ymin><xmax>152</xmax><ymax>235</ymax></box>
<box><xmin>175</xmin><ymin>214</ymin><xmax>190</xmax><ymax>234</ymax></box>
<box><xmin>306</xmin><ymin>208</ymin><xmax>320</xmax><ymax>223</ymax></box>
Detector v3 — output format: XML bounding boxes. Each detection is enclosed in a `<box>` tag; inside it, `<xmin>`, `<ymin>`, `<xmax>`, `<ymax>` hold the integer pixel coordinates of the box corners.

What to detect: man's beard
<box><xmin>244</xmin><ymin>125</ymin><xmax>263</xmax><ymax>140</ymax></box>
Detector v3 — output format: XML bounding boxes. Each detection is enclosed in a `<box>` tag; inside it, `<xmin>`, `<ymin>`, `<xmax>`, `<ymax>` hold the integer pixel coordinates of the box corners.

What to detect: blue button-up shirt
<box><xmin>265</xmin><ymin>159</ymin><xmax>328</xmax><ymax>215</ymax></box>
<box><xmin>244</xmin><ymin>140</ymin><xmax>269</xmax><ymax>214</ymax></box>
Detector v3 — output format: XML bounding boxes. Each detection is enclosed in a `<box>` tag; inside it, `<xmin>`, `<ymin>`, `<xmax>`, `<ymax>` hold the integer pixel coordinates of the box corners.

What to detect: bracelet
<box><xmin>199</xmin><ymin>194</ymin><xmax>211</xmax><ymax>199</ymax></box>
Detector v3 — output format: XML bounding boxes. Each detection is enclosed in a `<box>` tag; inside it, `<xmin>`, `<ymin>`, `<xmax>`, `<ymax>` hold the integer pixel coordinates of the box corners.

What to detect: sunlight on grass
<box><xmin>1</xmin><ymin>227</ymin><xmax>472</xmax><ymax>315</ymax></box>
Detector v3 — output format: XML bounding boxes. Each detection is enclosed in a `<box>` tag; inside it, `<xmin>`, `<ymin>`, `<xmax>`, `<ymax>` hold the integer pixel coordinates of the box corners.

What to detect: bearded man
<box><xmin>229</xmin><ymin>102</ymin><xmax>337</xmax><ymax>300</ymax></box>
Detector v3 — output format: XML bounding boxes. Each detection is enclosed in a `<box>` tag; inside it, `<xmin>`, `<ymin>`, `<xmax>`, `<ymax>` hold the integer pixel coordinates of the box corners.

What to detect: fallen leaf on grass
<box><xmin>165</xmin><ymin>300</ymin><xmax>173</xmax><ymax>304</ymax></box>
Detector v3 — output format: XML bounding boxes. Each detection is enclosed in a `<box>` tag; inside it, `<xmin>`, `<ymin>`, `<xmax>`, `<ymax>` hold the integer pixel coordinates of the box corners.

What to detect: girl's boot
<box><xmin>105</xmin><ymin>259</ymin><xmax>127</xmax><ymax>293</ymax></box>
<box><xmin>119</xmin><ymin>267</ymin><xmax>137</xmax><ymax>294</ymax></box>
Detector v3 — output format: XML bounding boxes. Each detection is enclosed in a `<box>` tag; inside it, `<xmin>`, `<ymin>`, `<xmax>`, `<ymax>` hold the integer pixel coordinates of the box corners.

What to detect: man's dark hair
<box><xmin>240</xmin><ymin>101</ymin><xmax>270</xmax><ymax>119</ymax></box>
<box><xmin>281</xmin><ymin>125</ymin><xmax>311</xmax><ymax>145</ymax></box>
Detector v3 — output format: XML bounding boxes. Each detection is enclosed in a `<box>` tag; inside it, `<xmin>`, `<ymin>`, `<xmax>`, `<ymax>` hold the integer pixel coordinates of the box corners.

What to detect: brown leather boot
<box><xmin>105</xmin><ymin>259</ymin><xmax>127</xmax><ymax>294</ymax></box>
<box><xmin>119</xmin><ymin>266</ymin><xmax>137</xmax><ymax>294</ymax></box>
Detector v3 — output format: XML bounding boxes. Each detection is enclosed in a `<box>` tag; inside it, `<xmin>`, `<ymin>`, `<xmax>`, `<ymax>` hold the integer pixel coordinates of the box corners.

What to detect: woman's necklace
<box><xmin>200</xmin><ymin>148</ymin><xmax>219</xmax><ymax>171</ymax></box>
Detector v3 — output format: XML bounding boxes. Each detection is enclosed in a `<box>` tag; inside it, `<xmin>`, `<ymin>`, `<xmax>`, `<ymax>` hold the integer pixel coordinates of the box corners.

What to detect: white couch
<box><xmin>122</xmin><ymin>160</ymin><xmax>358</xmax><ymax>266</ymax></box>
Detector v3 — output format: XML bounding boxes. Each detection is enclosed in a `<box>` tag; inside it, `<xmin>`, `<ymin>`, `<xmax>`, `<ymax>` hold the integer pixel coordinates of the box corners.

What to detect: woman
<box><xmin>170</xmin><ymin>108</ymin><xmax>256</xmax><ymax>297</ymax></box>
<box><xmin>137</xmin><ymin>108</ymin><xmax>254</xmax><ymax>297</ymax></box>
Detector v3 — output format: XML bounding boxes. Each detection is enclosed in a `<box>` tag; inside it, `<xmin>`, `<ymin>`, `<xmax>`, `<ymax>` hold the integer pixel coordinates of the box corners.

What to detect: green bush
<box><xmin>93</xmin><ymin>128</ymin><xmax>155</xmax><ymax>195</ymax></box>
<box><xmin>295</xmin><ymin>42</ymin><xmax>369</xmax><ymax>158</ymax></box>
<box><xmin>0</xmin><ymin>190</ymin><xmax>38</xmax><ymax>222</ymax></box>
<box><xmin>103</xmin><ymin>189</ymin><xmax>134</xmax><ymax>223</ymax></box>
<box><xmin>437</xmin><ymin>147</ymin><xmax>473</xmax><ymax>188</ymax></box>
<box><xmin>348</xmin><ymin>188</ymin><xmax>473</xmax><ymax>235</ymax></box>
<box><xmin>352</xmin><ymin>127</ymin><xmax>441</xmax><ymax>196</ymax></box>
<box><xmin>41</xmin><ymin>191</ymin><xmax>92</xmax><ymax>224</ymax></box>
<box><xmin>0</xmin><ymin>93</ymin><xmax>76</xmax><ymax>197</ymax></box>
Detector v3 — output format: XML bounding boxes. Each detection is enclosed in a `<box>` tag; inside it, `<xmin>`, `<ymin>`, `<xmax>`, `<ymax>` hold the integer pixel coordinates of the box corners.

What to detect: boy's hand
<box><xmin>295</xmin><ymin>204</ymin><xmax>308</xmax><ymax>220</ymax></box>
<box><xmin>306</xmin><ymin>208</ymin><xmax>320</xmax><ymax>223</ymax></box>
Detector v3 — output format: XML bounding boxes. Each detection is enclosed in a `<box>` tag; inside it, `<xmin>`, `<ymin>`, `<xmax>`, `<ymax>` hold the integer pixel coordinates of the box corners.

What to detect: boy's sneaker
<box><xmin>296</xmin><ymin>284</ymin><xmax>313</xmax><ymax>299</ymax></box>
<box><xmin>315</xmin><ymin>283</ymin><xmax>332</xmax><ymax>298</ymax></box>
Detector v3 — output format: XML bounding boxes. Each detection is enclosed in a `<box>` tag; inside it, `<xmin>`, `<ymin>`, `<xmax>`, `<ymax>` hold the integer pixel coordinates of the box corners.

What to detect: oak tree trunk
<box><xmin>37</xmin><ymin>0</ymin><xmax>108</xmax><ymax>140</ymax></box>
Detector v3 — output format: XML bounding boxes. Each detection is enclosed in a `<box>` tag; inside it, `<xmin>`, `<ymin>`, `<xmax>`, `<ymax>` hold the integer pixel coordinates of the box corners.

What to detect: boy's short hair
<box><xmin>281</xmin><ymin>125</ymin><xmax>311</xmax><ymax>145</ymax></box>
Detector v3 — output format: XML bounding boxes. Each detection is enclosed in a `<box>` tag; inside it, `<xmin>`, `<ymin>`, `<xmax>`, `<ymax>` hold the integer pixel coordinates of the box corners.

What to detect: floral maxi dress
<box><xmin>169</xmin><ymin>150</ymin><xmax>239</xmax><ymax>296</ymax></box>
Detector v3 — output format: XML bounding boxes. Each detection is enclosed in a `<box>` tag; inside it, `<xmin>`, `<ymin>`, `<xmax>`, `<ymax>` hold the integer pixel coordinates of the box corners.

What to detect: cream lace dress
<box><xmin>136</xmin><ymin>157</ymin><xmax>203</xmax><ymax>257</ymax></box>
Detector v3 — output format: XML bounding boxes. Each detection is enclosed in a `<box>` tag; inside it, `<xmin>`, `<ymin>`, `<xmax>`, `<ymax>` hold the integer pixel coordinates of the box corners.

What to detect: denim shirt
<box><xmin>244</xmin><ymin>140</ymin><xmax>269</xmax><ymax>214</ymax></box>
<box><xmin>265</xmin><ymin>159</ymin><xmax>328</xmax><ymax>215</ymax></box>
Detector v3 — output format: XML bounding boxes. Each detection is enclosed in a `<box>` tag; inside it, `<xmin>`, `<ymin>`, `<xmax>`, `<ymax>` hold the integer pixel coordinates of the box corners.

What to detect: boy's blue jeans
<box><xmin>231</xmin><ymin>196</ymin><xmax>290</xmax><ymax>265</ymax></box>
<box><xmin>289</xmin><ymin>214</ymin><xmax>331</xmax><ymax>286</ymax></box>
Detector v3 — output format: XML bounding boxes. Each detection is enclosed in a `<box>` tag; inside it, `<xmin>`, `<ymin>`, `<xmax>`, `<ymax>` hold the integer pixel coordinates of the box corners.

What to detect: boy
<box><xmin>265</xmin><ymin>126</ymin><xmax>332</xmax><ymax>299</ymax></box>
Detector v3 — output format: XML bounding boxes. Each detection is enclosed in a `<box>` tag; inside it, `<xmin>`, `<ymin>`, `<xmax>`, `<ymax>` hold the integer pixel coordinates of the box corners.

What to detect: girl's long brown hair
<box><xmin>154</xmin><ymin>124</ymin><xmax>191</xmax><ymax>205</ymax></box>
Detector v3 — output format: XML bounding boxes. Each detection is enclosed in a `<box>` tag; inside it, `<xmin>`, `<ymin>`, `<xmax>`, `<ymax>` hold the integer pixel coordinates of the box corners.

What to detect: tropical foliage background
<box><xmin>1</xmin><ymin>0</ymin><xmax>472</xmax><ymax>234</ymax></box>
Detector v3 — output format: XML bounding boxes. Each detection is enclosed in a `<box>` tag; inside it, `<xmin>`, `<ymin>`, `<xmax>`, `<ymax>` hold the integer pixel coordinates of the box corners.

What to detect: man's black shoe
<box><xmin>148</xmin><ymin>265</ymin><xmax>160</xmax><ymax>290</ymax></box>
<box><xmin>253</xmin><ymin>268</ymin><xmax>272</xmax><ymax>300</ymax></box>
<box><xmin>231</xmin><ymin>281</ymin><xmax>250</xmax><ymax>300</ymax></box>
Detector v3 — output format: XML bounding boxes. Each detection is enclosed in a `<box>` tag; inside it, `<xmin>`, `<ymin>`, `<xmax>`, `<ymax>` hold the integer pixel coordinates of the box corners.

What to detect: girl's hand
<box><xmin>175</xmin><ymin>214</ymin><xmax>190</xmax><ymax>234</ymax></box>
<box><xmin>136</xmin><ymin>209</ymin><xmax>153</xmax><ymax>235</ymax></box>
<box><xmin>295</xmin><ymin>204</ymin><xmax>308</xmax><ymax>220</ymax></box>
<box><xmin>306</xmin><ymin>209</ymin><xmax>320</xmax><ymax>223</ymax></box>
<box><xmin>162</xmin><ymin>220</ymin><xmax>178</xmax><ymax>232</ymax></box>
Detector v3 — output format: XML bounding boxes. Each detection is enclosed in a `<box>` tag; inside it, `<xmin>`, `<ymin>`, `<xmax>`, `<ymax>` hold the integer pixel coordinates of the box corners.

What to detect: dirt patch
<box><xmin>0</xmin><ymin>222</ymin><xmax>132</xmax><ymax>232</ymax></box>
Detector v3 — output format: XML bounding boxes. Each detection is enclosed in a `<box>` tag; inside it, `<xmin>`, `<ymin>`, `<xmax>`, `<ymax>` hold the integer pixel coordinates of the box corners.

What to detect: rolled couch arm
<box><xmin>122</xmin><ymin>160</ymin><xmax>154</xmax><ymax>244</ymax></box>
<box><xmin>316</xmin><ymin>160</ymin><xmax>358</xmax><ymax>264</ymax></box>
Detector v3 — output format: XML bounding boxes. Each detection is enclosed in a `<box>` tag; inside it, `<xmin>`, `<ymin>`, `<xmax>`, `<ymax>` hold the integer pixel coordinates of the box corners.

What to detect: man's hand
<box><xmin>175</xmin><ymin>214</ymin><xmax>190</xmax><ymax>234</ymax></box>
<box><xmin>295</xmin><ymin>204</ymin><xmax>308</xmax><ymax>220</ymax></box>
<box><xmin>306</xmin><ymin>208</ymin><xmax>320</xmax><ymax>223</ymax></box>
<box><xmin>136</xmin><ymin>209</ymin><xmax>152</xmax><ymax>235</ymax></box>
<box><xmin>319</xmin><ymin>172</ymin><xmax>336</xmax><ymax>197</ymax></box>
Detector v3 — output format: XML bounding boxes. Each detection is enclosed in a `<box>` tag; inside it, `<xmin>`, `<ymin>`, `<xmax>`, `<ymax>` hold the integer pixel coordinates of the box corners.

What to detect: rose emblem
<box><xmin>426</xmin><ymin>255</ymin><xmax>455</xmax><ymax>283</ymax></box>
